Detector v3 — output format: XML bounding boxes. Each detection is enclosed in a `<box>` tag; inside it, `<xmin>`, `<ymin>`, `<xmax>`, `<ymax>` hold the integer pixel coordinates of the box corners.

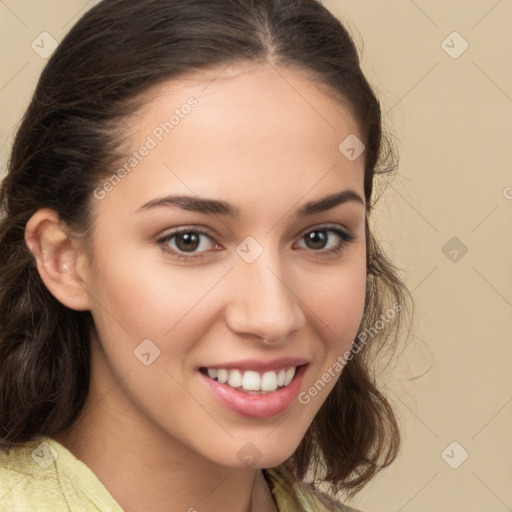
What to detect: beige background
<box><xmin>1</xmin><ymin>1</ymin><xmax>511</xmax><ymax>511</ymax></box>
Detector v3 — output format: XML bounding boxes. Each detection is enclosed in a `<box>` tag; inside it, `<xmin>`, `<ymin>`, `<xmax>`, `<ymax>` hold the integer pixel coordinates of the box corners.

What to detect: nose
<box><xmin>224</xmin><ymin>250</ymin><xmax>305</xmax><ymax>344</ymax></box>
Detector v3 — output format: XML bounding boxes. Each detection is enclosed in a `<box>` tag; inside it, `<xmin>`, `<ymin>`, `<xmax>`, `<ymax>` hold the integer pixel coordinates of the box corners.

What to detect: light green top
<box><xmin>0</xmin><ymin>437</ymin><xmax>362</xmax><ymax>511</ymax></box>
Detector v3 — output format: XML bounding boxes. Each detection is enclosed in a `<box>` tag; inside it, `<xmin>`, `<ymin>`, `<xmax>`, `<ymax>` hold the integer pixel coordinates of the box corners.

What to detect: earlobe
<box><xmin>25</xmin><ymin>208</ymin><xmax>92</xmax><ymax>311</ymax></box>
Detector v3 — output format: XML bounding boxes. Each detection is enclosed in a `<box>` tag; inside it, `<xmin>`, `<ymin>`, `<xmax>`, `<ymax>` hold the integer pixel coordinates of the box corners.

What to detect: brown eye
<box><xmin>158</xmin><ymin>228</ymin><xmax>218</xmax><ymax>259</ymax></box>
<box><xmin>175</xmin><ymin>232</ymin><xmax>201</xmax><ymax>252</ymax></box>
<box><xmin>303</xmin><ymin>230</ymin><xmax>329</xmax><ymax>250</ymax></box>
<box><xmin>296</xmin><ymin>226</ymin><xmax>354</xmax><ymax>257</ymax></box>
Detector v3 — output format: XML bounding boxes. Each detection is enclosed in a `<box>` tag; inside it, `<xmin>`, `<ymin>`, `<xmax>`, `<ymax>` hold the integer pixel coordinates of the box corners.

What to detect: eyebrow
<box><xmin>136</xmin><ymin>189</ymin><xmax>364</xmax><ymax>217</ymax></box>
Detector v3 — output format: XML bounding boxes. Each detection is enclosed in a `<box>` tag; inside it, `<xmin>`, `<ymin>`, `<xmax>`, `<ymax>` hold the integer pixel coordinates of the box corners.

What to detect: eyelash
<box><xmin>156</xmin><ymin>225</ymin><xmax>355</xmax><ymax>262</ymax></box>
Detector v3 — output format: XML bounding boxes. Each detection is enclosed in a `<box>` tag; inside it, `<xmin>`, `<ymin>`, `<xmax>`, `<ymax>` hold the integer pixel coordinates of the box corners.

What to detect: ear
<box><xmin>25</xmin><ymin>208</ymin><xmax>92</xmax><ymax>311</ymax></box>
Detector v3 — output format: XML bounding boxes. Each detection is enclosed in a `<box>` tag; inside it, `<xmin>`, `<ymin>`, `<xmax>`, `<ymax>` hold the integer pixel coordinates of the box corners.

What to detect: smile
<box><xmin>201</xmin><ymin>366</ymin><xmax>297</xmax><ymax>393</ymax></box>
<box><xmin>199</xmin><ymin>361</ymin><xmax>308</xmax><ymax>419</ymax></box>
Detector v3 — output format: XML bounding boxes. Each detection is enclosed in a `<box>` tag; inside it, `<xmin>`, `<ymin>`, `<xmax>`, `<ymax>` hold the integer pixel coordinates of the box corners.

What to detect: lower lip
<box><xmin>200</xmin><ymin>365</ymin><xmax>307</xmax><ymax>419</ymax></box>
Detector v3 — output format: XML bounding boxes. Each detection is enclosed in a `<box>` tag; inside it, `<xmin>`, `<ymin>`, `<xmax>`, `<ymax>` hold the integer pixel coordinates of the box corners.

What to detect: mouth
<box><xmin>198</xmin><ymin>361</ymin><xmax>309</xmax><ymax>419</ymax></box>
<box><xmin>199</xmin><ymin>365</ymin><xmax>300</xmax><ymax>394</ymax></box>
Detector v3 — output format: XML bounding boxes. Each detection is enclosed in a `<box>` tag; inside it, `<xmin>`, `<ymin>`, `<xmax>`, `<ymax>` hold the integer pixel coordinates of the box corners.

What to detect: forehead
<box><xmin>138</xmin><ymin>63</ymin><xmax>361</xmax><ymax>146</ymax></box>
<box><xmin>97</xmin><ymin>63</ymin><xmax>365</xmax><ymax>215</ymax></box>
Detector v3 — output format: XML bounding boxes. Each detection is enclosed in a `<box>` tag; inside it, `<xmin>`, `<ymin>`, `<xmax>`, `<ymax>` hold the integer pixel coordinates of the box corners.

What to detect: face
<box><xmin>81</xmin><ymin>63</ymin><xmax>367</xmax><ymax>469</ymax></box>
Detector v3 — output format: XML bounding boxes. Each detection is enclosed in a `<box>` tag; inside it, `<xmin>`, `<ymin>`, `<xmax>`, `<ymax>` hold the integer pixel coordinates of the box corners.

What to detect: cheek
<box><xmin>293</xmin><ymin>264</ymin><xmax>366</xmax><ymax>416</ymax></box>
<box><xmin>86</xmin><ymin>244</ymin><xmax>231</xmax><ymax>383</ymax></box>
<box><xmin>304</xmin><ymin>256</ymin><xmax>367</xmax><ymax>344</ymax></box>
<box><xmin>88</xmin><ymin>241</ymin><xmax>214</xmax><ymax>334</ymax></box>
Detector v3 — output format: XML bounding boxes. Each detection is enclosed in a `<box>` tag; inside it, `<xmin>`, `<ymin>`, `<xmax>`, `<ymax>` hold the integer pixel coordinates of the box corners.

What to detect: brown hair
<box><xmin>0</xmin><ymin>0</ymin><xmax>410</xmax><ymax>499</ymax></box>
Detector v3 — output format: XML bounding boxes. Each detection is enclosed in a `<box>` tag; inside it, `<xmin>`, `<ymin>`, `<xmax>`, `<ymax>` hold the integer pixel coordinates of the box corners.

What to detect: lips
<box><xmin>199</xmin><ymin>358</ymin><xmax>309</xmax><ymax>419</ymax></box>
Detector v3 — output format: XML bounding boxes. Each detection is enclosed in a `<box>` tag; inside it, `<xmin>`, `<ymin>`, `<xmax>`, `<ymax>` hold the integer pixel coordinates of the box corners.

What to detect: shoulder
<box><xmin>296</xmin><ymin>484</ymin><xmax>364</xmax><ymax>512</ymax></box>
<box><xmin>264</xmin><ymin>466</ymin><xmax>365</xmax><ymax>512</ymax></box>
<box><xmin>0</xmin><ymin>437</ymin><xmax>65</xmax><ymax>511</ymax></box>
<box><xmin>312</xmin><ymin>489</ymin><xmax>363</xmax><ymax>512</ymax></box>
<box><xmin>0</xmin><ymin>438</ymin><xmax>56</xmax><ymax>487</ymax></box>
<box><xmin>0</xmin><ymin>437</ymin><xmax>123</xmax><ymax>512</ymax></box>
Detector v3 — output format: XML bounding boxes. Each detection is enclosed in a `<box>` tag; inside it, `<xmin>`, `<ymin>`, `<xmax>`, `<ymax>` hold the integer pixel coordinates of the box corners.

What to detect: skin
<box><xmin>26</xmin><ymin>63</ymin><xmax>367</xmax><ymax>512</ymax></box>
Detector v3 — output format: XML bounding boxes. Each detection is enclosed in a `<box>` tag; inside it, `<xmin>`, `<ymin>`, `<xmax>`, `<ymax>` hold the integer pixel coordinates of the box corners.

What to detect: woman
<box><xmin>0</xmin><ymin>0</ymin><xmax>410</xmax><ymax>510</ymax></box>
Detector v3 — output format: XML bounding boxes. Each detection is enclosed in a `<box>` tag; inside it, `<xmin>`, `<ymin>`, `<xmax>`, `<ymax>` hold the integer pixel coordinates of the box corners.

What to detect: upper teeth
<box><xmin>206</xmin><ymin>367</ymin><xmax>296</xmax><ymax>392</ymax></box>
